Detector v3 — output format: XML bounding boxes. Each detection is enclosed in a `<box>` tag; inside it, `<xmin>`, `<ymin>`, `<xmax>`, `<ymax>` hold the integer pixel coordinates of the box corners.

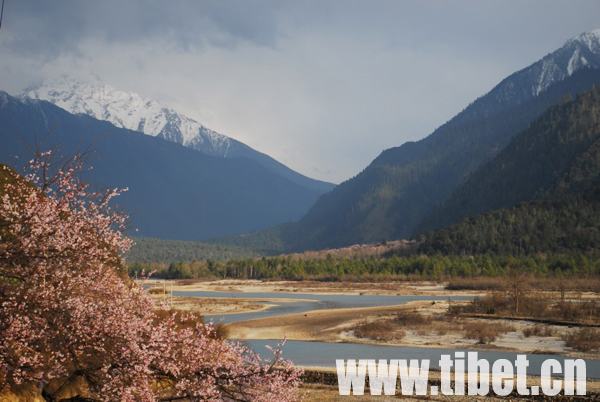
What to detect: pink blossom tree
<box><xmin>0</xmin><ymin>153</ymin><xmax>301</xmax><ymax>401</ymax></box>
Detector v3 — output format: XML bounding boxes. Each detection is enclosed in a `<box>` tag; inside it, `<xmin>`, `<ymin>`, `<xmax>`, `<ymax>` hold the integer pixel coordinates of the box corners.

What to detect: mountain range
<box><xmin>222</xmin><ymin>29</ymin><xmax>600</xmax><ymax>252</ymax></box>
<box><xmin>419</xmin><ymin>86</ymin><xmax>600</xmax><ymax>255</ymax></box>
<box><xmin>3</xmin><ymin>29</ymin><xmax>600</xmax><ymax>255</ymax></box>
<box><xmin>22</xmin><ymin>78</ymin><xmax>333</xmax><ymax>194</ymax></box>
<box><xmin>0</xmin><ymin>92</ymin><xmax>331</xmax><ymax>240</ymax></box>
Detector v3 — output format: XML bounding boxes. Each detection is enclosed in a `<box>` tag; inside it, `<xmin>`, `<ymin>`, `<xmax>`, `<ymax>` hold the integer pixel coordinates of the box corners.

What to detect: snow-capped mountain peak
<box><xmin>532</xmin><ymin>29</ymin><xmax>600</xmax><ymax>95</ymax></box>
<box><xmin>20</xmin><ymin>76</ymin><xmax>335</xmax><ymax>193</ymax></box>
<box><xmin>567</xmin><ymin>29</ymin><xmax>600</xmax><ymax>53</ymax></box>
<box><xmin>486</xmin><ymin>29</ymin><xmax>600</xmax><ymax>106</ymax></box>
<box><xmin>22</xmin><ymin>77</ymin><xmax>233</xmax><ymax>157</ymax></box>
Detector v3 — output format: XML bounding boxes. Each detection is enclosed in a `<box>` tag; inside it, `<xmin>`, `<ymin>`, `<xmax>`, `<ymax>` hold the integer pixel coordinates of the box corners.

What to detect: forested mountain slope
<box><xmin>242</xmin><ymin>62</ymin><xmax>600</xmax><ymax>252</ymax></box>
<box><xmin>419</xmin><ymin>87</ymin><xmax>600</xmax><ymax>255</ymax></box>
<box><xmin>223</xmin><ymin>31</ymin><xmax>600</xmax><ymax>252</ymax></box>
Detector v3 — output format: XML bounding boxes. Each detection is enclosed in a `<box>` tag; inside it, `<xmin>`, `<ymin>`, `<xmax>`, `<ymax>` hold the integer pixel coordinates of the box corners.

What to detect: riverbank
<box><xmin>150</xmin><ymin>295</ymin><xmax>271</xmax><ymax>315</ymax></box>
<box><xmin>226</xmin><ymin>299</ymin><xmax>600</xmax><ymax>360</ymax></box>
<box><xmin>154</xmin><ymin>278</ymin><xmax>482</xmax><ymax>297</ymax></box>
<box><xmin>226</xmin><ymin>301</ymin><xmax>430</xmax><ymax>340</ymax></box>
<box><xmin>146</xmin><ymin>279</ymin><xmax>318</xmax><ymax>315</ymax></box>
<box><xmin>147</xmin><ymin>279</ymin><xmax>599</xmax><ymax>359</ymax></box>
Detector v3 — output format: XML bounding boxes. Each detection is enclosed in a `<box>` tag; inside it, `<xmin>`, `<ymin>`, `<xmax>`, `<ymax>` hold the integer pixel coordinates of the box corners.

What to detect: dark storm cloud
<box><xmin>2</xmin><ymin>0</ymin><xmax>284</xmax><ymax>56</ymax></box>
<box><xmin>8</xmin><ymin>0</ymin><xmax>599</xmax><ymax>58</ymax></box>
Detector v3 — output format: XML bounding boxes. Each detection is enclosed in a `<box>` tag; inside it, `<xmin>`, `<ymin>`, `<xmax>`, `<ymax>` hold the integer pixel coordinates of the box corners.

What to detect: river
<box><xmin>173</xmin><ymin>289</ymin><xmax>471</xmax><ymax>324</ymax></box>
<box><xmin>172</xmin><ymin>289</ymin><xmax>600</xmax><ymax>378</ymax></box>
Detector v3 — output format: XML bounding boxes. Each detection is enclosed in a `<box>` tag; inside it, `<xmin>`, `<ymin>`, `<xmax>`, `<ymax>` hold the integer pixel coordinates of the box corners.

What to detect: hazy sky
<box><xmin>1</xmin><ymin>1</ymin><xmax>599</xmax><ymax>183</ymax></box>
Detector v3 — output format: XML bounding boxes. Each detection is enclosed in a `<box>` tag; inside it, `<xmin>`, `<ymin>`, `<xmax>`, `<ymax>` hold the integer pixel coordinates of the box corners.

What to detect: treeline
<box><xmin>126</xmin><ymin>237</ymin><xmax>258</xmax><ymax>263</ymax></box>
<box><xmin>129</xmin><ymin>253</ymin><xmax>600</xmax><ymax>282</ymax></box>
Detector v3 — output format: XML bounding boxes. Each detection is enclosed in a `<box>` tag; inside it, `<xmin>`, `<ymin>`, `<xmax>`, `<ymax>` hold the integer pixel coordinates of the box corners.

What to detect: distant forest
<box><xmin>126</xmin><ymin>237</ymin><xmax>258</xmax><ymax>263</ymax></box>
<box><xmin>129</xmin><ymin>253</ymin><xmax>599</xmax><ymax>282</ymax></box>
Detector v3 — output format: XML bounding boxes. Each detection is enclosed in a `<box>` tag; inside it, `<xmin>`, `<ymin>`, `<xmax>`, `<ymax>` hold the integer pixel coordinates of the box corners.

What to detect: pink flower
<box><xmin>0</xmin><ymin>152</ymin><xmax>301</xmax><ymax>401</ymax></box>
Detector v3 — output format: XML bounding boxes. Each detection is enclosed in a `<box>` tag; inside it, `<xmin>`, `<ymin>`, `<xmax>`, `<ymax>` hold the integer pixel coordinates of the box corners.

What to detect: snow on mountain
<box><xmin>22</xmin><ymin>77</ymin><xmax>234</xmax><ymax>157</ymax></box>
<box><xmin>476</xmin><ymin>29</ymin><xmax>600</xmax><ymax>110</ymax></box>
<box><xmin>20</xmin><ymin>77</ymin><xmax>335</xmax><ymax>193</ymax></box>
<box><xmin>533</xmin><ymin>29</ymin><xmax>600</xmax><ymax>95</ymax></box>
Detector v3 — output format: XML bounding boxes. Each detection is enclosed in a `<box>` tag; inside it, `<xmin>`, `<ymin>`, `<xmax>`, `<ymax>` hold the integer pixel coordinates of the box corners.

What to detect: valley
<box><xmin>142</xmin><ymin>277</ymin><xmax>600</xmax><ymax>400</ymax></box>
<box><xmin>147</xmin><ymin>279</ymin><xmax>600</xmax><ymax>362</ymax></box>
<box><xmin>3</xmin><ymin>15</ymin><xmax>600</xmax><ymax>400</ymax></box>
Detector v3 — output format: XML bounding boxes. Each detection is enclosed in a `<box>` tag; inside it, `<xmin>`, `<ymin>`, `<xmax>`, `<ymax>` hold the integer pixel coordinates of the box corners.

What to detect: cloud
<box><xmin>1</xmin><ymin>0</ymin><xmax>286</xmax><ymax>57</ymax></box>
<box><xmin>1</xmin><ymin>1</ymin><xmax>600</xmax><ymax>182</ymax></box>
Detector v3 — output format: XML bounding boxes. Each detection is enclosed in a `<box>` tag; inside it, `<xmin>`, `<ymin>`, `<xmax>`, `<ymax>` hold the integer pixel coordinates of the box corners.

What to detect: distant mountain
<box><xmin>420</xmin><ymin>84</ymin><xmax>600</xmax><ymax>232</ymax></box>
<box><xmin>419</xmin><ymin>86</ymin><xmax>600</xmax><ymax>255</ymax></box>
<box><xmin>248</xmin><ymin>29</ymin><xmax>600</xmax><ymax>252</ymax></box>
<box><xmin>22</xmin><ymin>77</ymin><xmax>333</xmax><ymax>193</ymax></box>
<box><xmin>0</xmin><ymin>92</ymin><xmax>329</xmax><ymax>240</ymax></box>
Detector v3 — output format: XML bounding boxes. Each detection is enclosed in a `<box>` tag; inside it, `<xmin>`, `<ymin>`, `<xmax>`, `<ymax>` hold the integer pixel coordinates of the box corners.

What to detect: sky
<box><xmin>1</xmin><ymin>1</ymin><xmax>600</xmax><ymax>183</ymax></box>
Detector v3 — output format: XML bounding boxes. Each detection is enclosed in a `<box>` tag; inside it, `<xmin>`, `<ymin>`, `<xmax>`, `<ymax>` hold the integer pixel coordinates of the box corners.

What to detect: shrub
<box><xmin>563</xmin><ymin>328</ymin><xmax>600</xmax><ymax>352</ymax></box>
<box><xmin>446</xmin><ymin>277</ymin><xmax>506</xmax><ymax>291</ymax></box>
<box><xmin>353</xmin><ymin>320</ymin><xmax>405</xmax><ymax>342</ymax></box>
<box><xmin>148</xmin><ymin>287</ymin><xmax>167</xmax><ymax>295</ymax></box>
<box><xmin>523</xmin><ymin>325</ymin><xmax>555</xmax><ymax>338</ymax></box>
<box><xmin>554</xmin><ymin>300</ymin><xmax>600</xmax><ymax>322</ymax></box>
<box><xmin>462</xmin><ymin>321</ymin><xmax>514</xmax><ymax>344</ymax></box>
<box><xmin>394</xmin><ymin>310</ymin><xmax>427</xmax><ymax>325</ymax></box>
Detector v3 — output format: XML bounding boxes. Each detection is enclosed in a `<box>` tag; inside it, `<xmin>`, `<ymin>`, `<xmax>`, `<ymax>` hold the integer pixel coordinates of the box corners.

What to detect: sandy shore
<box><xmin>149</xmin><ymin>293</ymin><xmax>316</xmax><ymax>315</ymax></box>
<box><xmin>226</xmin><ymin>300</ymin><xmax>600</xmax><ymax>360</ymax></box>
<box><xmin>150</xmin><ymin>295</ymin><xmax>269</xmax><ymax>315</ymax></box>
<box><xmin>226</xmin><ymin>301</ymin><xmax>428</xmax><ymax>340</ymax></box>
<box><xmin>155</xmin><ymin>279</ymin><xmax>482</xmax><ymax>297</ymax></box>
<box><xmin>146</xmin><ymin>279</ymin><xmax>598</xmax><ymax>359</ymax></box>
<box><xmin>146</xmin><ymin>279</ymin><xmax>321</xmax><ymax>315</ymax></box>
